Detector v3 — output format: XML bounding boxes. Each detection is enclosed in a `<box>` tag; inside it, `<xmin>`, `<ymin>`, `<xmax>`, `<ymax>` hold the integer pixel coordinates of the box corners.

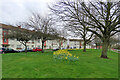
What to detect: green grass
<box><xmin>2</xmin><ymin>49</ymin><xmax>119</xmax><ymax>78</ymax></box>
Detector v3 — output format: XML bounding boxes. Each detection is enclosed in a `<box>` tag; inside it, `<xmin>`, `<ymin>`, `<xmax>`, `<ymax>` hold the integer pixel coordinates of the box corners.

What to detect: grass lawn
<box><xmin>2</xmin><ymin>49</ymin><xmax>119</xmax><ymax>78</ymax></box>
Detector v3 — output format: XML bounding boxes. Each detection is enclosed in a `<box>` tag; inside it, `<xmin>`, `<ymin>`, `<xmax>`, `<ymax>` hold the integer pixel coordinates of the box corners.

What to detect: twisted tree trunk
<box><xmin>42</xmin><ymin>40</ymin><xmax>44</xmax><ymax>53</ymax></box>
<box><xmin>59</xmin><ymin>40</ymin><xmax>62</xmax><ymax>49</ymax></box>
<box><xmin>83</xmin><ymin>41</ymin><xmax>86</xmax><ymax>52</ymax></box>
<box><xmin>98</xmin><ymin>43</ymin><xmax>100</xmax><ymax>49</ymax></box>
<box><xmin>25</xmin><ymin>45</ymin><xmax>27</xmax><ymax>53</ymax></box>
<box><xmin>101</xmin><ymin>39</ymin><xmax>109</xmax><ymax>59</ymax></box>
<box><xmin>95</xmin><ymin>43</ymin><xmax>98</xmax><ymax>49</ymax></box>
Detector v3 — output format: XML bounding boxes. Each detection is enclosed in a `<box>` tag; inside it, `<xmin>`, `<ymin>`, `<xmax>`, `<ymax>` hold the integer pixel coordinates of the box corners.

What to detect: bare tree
<box><xmin>6</xmin><ymin>26</ymin><xmax>36</xmax><ymax>53</ymax></box>
<box><xmin>93</xmin><ymin>35</ymin><xmax>102</xmax><ymax>49</ymax></box>
<box><xmin>25</xmin><ymin>13</ymin><xmax>59</xmax><ymax>53</ymax></box>
<box><xmin>50</xmin><ymin>0</ymin><xmax>120</xmax><ymax>58</ymax></box>
<box><xmin>49</xmin><ymin>0</ymin><xmax>93</xmax><ymax>52</ymax></box>
<box><xmin>79</xmin><ymin>0</ymin><xmax>120</xmax><ymax>58</ymax></box>
<box><xmin>56</xmin><ymin>28</ymin><xmax>67</xmax><ymax>49</ymax></box>
<box><xmin>109</xmin><ymin>34</ymin><xmax>120</xmax><ymax>50</ymax></box>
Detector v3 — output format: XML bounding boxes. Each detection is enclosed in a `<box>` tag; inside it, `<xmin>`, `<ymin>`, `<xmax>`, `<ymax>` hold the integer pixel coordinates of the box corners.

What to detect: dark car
<box><xmin>5</xmin><ymin>48</ymin><xmax>19</xmax><ymax>53</ymax></box>
<box><xmin>73</xmin><ymin>47</ymin><xmax>76</xmax><ymax>49</ymax></box>
<box><xmin>0</xmin><ymin>48</ymin><xmax>19</xmax><ymax>54</ymax></box>
<box><xmin>52</xmin><ymin>48</ymin><xmax>59</xmax><ymax>51</ymax></box>
<box><xmin>27</xmin><ymin>48</ymin><xmax>33</xmax><ymax>52</ymax></box>
<box><xmin>0</xmin><ymin>48</ymin><xmax>6</xmax><ymax>54</ymax></box>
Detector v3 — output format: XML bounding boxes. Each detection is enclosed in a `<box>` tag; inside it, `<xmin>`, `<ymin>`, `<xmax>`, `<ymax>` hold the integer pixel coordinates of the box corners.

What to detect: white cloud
<box><xmin>0</xmin><ymin>0</ymin><xmax>54</xmax><ymax>25</ymax></box>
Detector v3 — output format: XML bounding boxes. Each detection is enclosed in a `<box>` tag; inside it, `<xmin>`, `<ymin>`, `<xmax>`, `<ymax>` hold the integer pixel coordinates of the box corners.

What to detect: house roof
<box><xmin>0</xmin><ymin>23</ymin><xmax>34</xmax><ymax>32</ymax></box>
<box><xmin>0</xmin><ymin>23</ymin><xmax>83</xmax><ymax>41</ymax></box>
<box><xmin>0</xmin><ymin>23</ymin><xmax>27</xmax><ymax>31</ymax></box>
<box><xmin>69</xmin><ymin>39</ymin><xmax>83</xmax><ymax>41</ymax></box>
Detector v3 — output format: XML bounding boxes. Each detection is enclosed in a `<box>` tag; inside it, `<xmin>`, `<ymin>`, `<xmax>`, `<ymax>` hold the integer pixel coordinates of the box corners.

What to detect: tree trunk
<box><xmin>101</xmin><ymin>40</ymin><xmax>109</xmax><ymax>59</ymax></box>
<box><xmin>109</xmin><ymin>44</ymin><xmax>111</xmax><ymax>51</ymax></box>
<box><xmin>42</xmin><ymin>40</ymin><xmax>44</xmax><ymax>53</ymax></box>
<box><xmin>59</xmin><ymin>40</ymin><xmax>61</xmax><ymax>49</ymax></box>
<box><xmin>83</xmin><ymin>41</ymin><xmax>86</xmax><ymax>52</ymax></box>
<box><xmin>98</xmin><ymin>43</ymin><xmax>100</xmax><ymax>49</ymax></box>
<box><xmin>25</xmin><ymin>45</ymin><xmax>27</xmax><ymax>53</ymax></box>
<box><xmin>96</xmin><ymin>43</ymin><xmax>97</xmax><ymax>49</ymax></box>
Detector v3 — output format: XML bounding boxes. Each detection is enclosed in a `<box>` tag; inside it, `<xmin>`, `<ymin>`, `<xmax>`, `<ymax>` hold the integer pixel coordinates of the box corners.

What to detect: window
<box><xmin>32</xmin><ymin>45</ymin><xmax>34</xmax><ymax>48</ymax></box>
<box><xmin>3</xmin><ymin>39</ymin><xmax>7</xmax><ymax>42</ymax></box>
<box><xmin>3</xmin><ymin>32</ymin><xmax>6</xmax><ymax>36</ymax></box>
<box><xmin>11</xmin><ymin>45</ymin><xmax>14</xmax><ymax>47</ymax></box>
<box><xmin>38</xmin><ymin>45</ymin><xmax>40</xmax><ymax>48</ymax></box>
<box><xmin>38</xmin><ymin>40</ymin><xmax>40</xmax><ymax>43</ymax></box>
<box><xmin>27</xmin><ymin>45</ymin><xmax>29</xmax><ymax>48</ymax></box>
<box><xmin>32</xmin><ymin>40</ymin><xmax>34</xmax><ymax>42</ymax></box>
<box><xmin>3</xmin><ymin>28</ymin><xmax>8</xmax><ymax>31</ymax></box>
<box><xmin>17</xmin><ymin>45</ymin><xmax>21</xmax><ymax>48</ymax></box>
<box><xmin>11</xmin><ymin>38</ymin><xmax>14</xmax><ymax>40</ymax></box>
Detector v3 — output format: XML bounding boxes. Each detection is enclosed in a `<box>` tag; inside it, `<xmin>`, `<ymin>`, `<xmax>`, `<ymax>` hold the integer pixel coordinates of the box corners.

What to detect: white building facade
<box><xmin>0</xmin><ymin>23</ymin><xmax>91</xmax><ymax>50</ymax></box>
<box><xmin>0</xmin><ymin>24</ymin><xmax>2</xmax><ymax>48</ymax></box>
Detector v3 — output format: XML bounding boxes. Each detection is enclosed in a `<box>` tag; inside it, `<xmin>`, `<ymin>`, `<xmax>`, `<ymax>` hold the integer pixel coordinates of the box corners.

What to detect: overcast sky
<box><xmin>0</xmin><ymin>0</ymin><xmax>54</xmax><ymax>25</ymax></box>
<box><xmin>0</xmin><ymin>0</ymin><xmax>116</xmax><ymax>25</ymax></box>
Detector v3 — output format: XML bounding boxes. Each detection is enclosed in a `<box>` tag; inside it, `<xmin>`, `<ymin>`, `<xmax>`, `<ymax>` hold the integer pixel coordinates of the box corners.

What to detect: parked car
<box><xmin>53</xmin><ymin>48</ymin><xmax>59</xmax><ymax>51</ymax></box>
<box><xmin>0</xmin><ymin>48</ymin><xmax>6</xmax><ymax>54</ymax></box>
<box><xmin>61</xmin><ymin>48</ymin><xmax>64</xmax><ymax>50</ymax></box>
<box><xmin>19</xmin><ymin>48</ymin><xmax>33</xmax><ymax>52</ymax></box>
<box><xmin>0</xmin><ymin>48</ymin><xmax>19</xmax><ymax>54</ymax></box>
<box><xmin>61</xmin><ymin>47</ymin><xmax>68</xmax><ymax>49</ymax></box>
<box><xmin>69</xmin><ymin>47</ymin><xmax>73</xmax><ymax>49</ymax></box>
<box><xmin>33</xmin><ymin>48</ymin><xmax>42</xmax><ymax>52</ymax></box>
<box><xmin>6</xmin><ymin>48</ymin><xmax>19</xmax><ymax>53</ymax></box>
<box><xmin>73</xmin><ymin>47</ymin><xmax>76</xmax><ymax>49</ymax></box>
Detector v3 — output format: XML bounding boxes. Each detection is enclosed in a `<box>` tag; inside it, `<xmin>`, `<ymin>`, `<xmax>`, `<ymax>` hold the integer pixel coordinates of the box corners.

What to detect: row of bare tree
<box><xmin>6</xmin><ymin>0</ymin><xmax>119</xmax><ymax>59</ymax></box>
<box><xmin>49</xmin><ymin>0</ymin><xmax>120</xmax><ymax>58</ymax></box>
<box><xmin>6</xmin><ymin>14</ymin><xmax>62</xmax><ymax>53</ymax></box>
